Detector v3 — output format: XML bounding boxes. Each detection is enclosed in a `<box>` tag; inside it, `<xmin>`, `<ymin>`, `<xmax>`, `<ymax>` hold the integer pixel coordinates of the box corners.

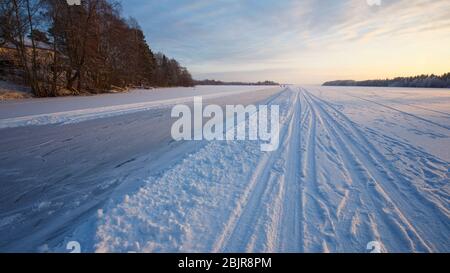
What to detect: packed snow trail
<box><xmin>92</xmin><ymin>87</ymin><xmax>449</xmax><ymax>253</ymax></box>
<box><xmin>0</xmin><ymin>85</ymin><xmax>448</xmax><ymax>252</ymax></box>
<box><xmin>0</xmin><ymin>86</ymin><xmax>275</xmax><ymax>129</ymax></box>
<box><xmin>300</xmin><ymin>89</ymin><xmax>448</xmax><ymax>252</ymax></box>
<box><xmin>0</xmin><ymin>87</ymin><xmax>282</xmax><ymax>252</ymax></box>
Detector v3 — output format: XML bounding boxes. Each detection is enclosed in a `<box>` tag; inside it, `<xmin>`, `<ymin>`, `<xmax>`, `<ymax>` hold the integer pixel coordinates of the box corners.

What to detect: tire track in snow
<box><xmin>391</xmin><ymin>101</ymin><xmax>450</xmax><ymax>117</ymax></box>
<box><xmin>307</xmin><ymin>90</ymin><xmax>450</xmax><ymax>244</ymax></box>
<box><xmin>307</xmin><ymin>89</ymin><xmax>409</xmax><ymax>252</ymax></box>
<box><xmin>88</xmin><ymin>85</ymin><xmax>448</xmax><ymax>252</ymax></box>
<box><xmin>300</xmin><ymin>90</ymin><xmax>372</xmax><ymax>252</ymax></box>
<box><xmin>273</xmin><ymin>92</ymin><xmax>303</xmax><ymax>252</ymax></box>
<box><xmin>214</xmin><ymin>89</ymin><xmax>302</xmax><ymax>252</ymax></box>
<box><xmin>344</xmin><ymin>94</ymin><xmax>450</xmax><ymax>131</ymax></box>
<box><xmin>303</xmin><ymin>89</ymin><xmax>445</xmax><ymax>252</ymax></box>
<box><xmin>362</xmin><ymin>128</ymin><xmax>449</xmax><ymax>207</ymax></box>
<box><xmin>243</xmin><ymin>92</ymin><xmax>303</xmax><ymax>252</ymax></box>
<box><xmin>302</xmin><ymin>89</ymin><xmax>409</xmax><ymax>251</ymax></box>
<box><xmin>308</xmin><ymin>90</ymin><xmax>428</xmax><ymax>250</ymax></box>
<box><xmin>299</xmin><ymin>91</ymin><xmax>339</xmax><ymax>252</ymax></box>
<box><xmin>91</xmin><ymin>88</ymin><xmax>291</xmax><ymax>253</ymax></box>
<box><xmin>310</xmin><ymin>91</ymin><xmax>450</xmax><ymax>215</ymax></box>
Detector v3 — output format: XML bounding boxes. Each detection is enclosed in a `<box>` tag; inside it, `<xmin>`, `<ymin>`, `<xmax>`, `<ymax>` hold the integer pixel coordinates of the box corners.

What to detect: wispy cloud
<box><xmin>121</xmin><ymin>0</ymin><xmax>450</xmax><ymax>83</ymax></box>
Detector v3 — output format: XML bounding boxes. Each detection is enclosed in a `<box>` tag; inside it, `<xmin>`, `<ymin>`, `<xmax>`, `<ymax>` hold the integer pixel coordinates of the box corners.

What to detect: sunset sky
<box><xmin>122</xmin><ymin>0</ymin><xmax>450</xmax><ymax>84</ymax></box>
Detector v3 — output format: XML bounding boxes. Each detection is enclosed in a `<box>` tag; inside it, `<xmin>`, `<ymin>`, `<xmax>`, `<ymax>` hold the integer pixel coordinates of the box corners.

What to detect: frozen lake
<box><xmin>0</xmin><ymin>85</ymin><xmax>448</xmax><ymax>252</ymax></box>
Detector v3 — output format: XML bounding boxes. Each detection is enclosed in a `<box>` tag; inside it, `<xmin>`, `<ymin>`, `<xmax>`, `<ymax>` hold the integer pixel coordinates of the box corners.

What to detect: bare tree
<box><xmin>1</xmin><ymin>0</ymin><xmax>194</xmax><ymax>97</ymax></box>
<box><xmin>1</xmin><ymin>0</ymin><xmax>44</xmax><ymax>95</ymax></box>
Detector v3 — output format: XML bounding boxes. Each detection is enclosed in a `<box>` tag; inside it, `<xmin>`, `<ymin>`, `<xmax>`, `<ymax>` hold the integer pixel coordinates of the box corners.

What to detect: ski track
<box><xmin>87</xmin><ymin>86</ymin><xmax>450</xmax><ymax>253</ymax></box>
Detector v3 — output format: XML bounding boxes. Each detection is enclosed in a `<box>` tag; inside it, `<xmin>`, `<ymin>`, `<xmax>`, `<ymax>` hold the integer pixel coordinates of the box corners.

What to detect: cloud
<box><xmin>121</xmin><ymin>0</ymin><xmax>450</xmax><ymax>83</ymax></box>
<box><xmin>366</xmin><ymin>0</ymin><xmax>382</xmax><ymax>6</ymax></box>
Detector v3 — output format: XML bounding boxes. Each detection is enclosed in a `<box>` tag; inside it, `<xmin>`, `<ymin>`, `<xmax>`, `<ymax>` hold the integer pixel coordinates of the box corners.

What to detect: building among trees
<box><xmin>0</xmin><ymin>0</ymin><xmax>194</xmax><ymax>97</ymax></box>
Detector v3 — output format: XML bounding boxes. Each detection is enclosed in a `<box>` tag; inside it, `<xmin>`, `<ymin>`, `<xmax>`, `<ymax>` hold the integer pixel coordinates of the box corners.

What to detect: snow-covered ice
<box><xmin>0</xmin><ymin>86</ymin><xmax>274</xmax><ymax>128</ymax></box>
<box><xmin>0</xmin><ymin>85</ymin><xmax>448</xmax><ymax>252</ymax></box>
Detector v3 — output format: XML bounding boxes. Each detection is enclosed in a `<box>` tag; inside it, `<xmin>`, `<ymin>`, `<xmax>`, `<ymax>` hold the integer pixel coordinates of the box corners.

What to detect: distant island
<box><xmin>323</xmin><ymin>73</ymin><xmax>450</xmax><ymax>88</ymax></box>
<box><xmin>195</xmin><ymin>79</ymin><xmax>280</xmax><ymax>86</ymax></box>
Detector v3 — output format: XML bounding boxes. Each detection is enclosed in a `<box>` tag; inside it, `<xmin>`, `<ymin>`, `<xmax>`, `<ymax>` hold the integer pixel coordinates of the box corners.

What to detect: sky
<box><xmin>121</xmin><ymin>0</ymin><xmax>450</xmax><ymax>84</ymax></box>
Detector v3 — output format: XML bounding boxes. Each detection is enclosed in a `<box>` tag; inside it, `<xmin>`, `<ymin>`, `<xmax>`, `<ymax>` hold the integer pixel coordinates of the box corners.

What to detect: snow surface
<box><xmin>0</xmin><ymin>85</ymin><xmax>448</xmax><ymax>252</ymax></box>
<box><xmin>0</xmin><ymin>86</ymin><xmax>275</xmax><ymax>128</ymax></box>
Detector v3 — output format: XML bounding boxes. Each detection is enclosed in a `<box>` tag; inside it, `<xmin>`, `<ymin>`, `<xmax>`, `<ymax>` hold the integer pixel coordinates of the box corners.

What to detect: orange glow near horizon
<box><xmin>177</xmin><ymin>0</ymin><xmax>450</xmax><ymax>84</ymax></box>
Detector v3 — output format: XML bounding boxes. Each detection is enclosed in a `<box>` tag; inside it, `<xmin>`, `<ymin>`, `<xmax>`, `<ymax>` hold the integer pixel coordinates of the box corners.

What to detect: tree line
<box><xmin>323</xmin><ymin>73</ymin><xmax>450</xmax><ymax>88</ymax></box>
<box><xmin>0</xmin><ymin>0</ymin><xmax>194</xmax><ymax>97</ymax></box>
